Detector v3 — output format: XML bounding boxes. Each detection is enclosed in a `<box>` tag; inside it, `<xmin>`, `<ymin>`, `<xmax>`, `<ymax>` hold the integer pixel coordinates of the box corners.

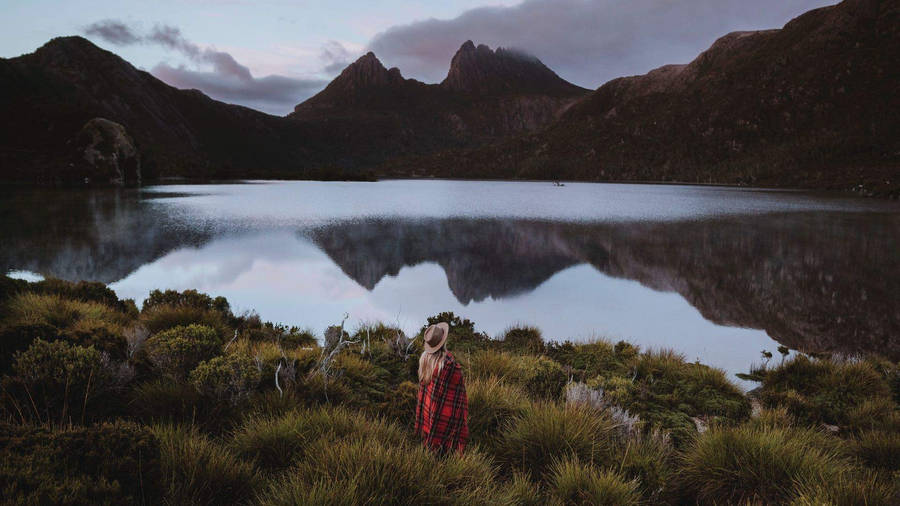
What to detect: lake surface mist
<box><xmin>2</xmin><ymin>180</ymin><xmax>898</xmax><ymax>383</ymax></box>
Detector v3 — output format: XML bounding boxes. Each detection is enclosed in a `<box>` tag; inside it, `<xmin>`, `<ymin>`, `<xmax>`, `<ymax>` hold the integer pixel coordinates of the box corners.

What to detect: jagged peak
<box><xmin>441</xmin><ymin>40</ymin><xmax>585</xmax><ymax>96</ymax></box>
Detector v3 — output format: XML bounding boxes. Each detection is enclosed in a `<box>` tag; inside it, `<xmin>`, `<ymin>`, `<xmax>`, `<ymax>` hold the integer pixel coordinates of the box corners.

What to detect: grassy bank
<box><xmin>0</xmin><ymin>276</ymin><xmax>897</xmax><ymax>504</ymax></box>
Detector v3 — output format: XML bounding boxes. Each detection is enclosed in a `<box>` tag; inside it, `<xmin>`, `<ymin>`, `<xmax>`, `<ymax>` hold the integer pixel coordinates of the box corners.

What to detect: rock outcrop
<box><xmin>71</xmin><ymin>118</ymin><xmax>141</xmax><ymax>185</ymax></box>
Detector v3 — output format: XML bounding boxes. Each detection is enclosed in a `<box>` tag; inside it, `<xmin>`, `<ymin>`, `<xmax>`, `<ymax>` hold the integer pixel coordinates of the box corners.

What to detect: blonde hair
<box><xmin>418</xmin><ymin>348</ymin><xmax>446</xmax><ymax>385</ymax></box>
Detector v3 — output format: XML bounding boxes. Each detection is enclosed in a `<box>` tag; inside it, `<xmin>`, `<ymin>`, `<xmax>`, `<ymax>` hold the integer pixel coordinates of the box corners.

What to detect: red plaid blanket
<box><xmin>415</xmin><ymin>352</ymin><xmax>469</xmax><ymax>454</ymax></box>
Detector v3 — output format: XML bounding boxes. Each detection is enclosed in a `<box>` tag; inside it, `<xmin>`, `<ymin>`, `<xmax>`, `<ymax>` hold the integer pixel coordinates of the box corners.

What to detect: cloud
<box><xmin>319</xmin><ymin>40</ymin><xmax>354</xmax><ymax>74</ymax></box>
<box><xmin>84</xmin><ymin>19</ymin><xmax>141</xmax><ymax>45</ymax></box>
<box><xmin>368</xmin><ymin>0</ymin><xmax>835</xmax><ymax>88</ymax></box>
<box><xmin>82</xmin><ymin>19</ymin><xmax>326</xmax><ymax>114</ymax></box>
<box><xmin>151</xmin><ymin>64</ymin><xmax>325</xmax><ymax>114</ymax></box>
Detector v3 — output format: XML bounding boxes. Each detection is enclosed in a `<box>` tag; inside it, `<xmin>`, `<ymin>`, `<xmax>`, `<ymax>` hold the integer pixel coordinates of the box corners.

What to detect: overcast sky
<box><xmin>1</xmin><ymin>0</ymin><xmax>835</xmax><ymax>115</ymax></box>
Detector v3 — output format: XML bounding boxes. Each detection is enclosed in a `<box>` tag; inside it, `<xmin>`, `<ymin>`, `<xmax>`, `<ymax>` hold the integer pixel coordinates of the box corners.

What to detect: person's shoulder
<box><xmin>445</xmin><ymin>352</ymin><xmax>463</xmax><ymax>370</ymax></box>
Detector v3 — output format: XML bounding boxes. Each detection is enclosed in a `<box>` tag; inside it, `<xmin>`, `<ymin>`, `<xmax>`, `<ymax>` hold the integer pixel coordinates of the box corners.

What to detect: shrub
<box><xmin>423</xmin><ymin>311</ymin><xmax>492</xmax><ymax>351</ymax></box>
<box><xmin>30</xmin><ymin>278</ymin><xmax>134</xmax><ymax>315</ymax></box>
<box><xmin>59</xmin><ymin>319</ymin><xmax>128</xmax><ymax>361</ymax></box>
<box><xmin>497</xmin><ymin>403</ymin><xmax>621</xmax><ymax>479</ymax></box>
<box><xmin>590</xmin><ymin>348</ymin><xmax>749</xmax><ymax>443</ymax></box>
<box><xmin>142</xmin><ymin>288</ymin><xmax>231</xmax><ymax>316</ymax></box>
<box><xmin>152</xmin><ymin>424</ymin><xmax>260</xmax><ymax>505</ymax></box>
<box><xmin>0</xmin><ymin>322</ymin><xmax>58</xmax><ymax>373</ymax></box>
<box><xmin>190</xmin><ymin>354</ymin><xmax>261</xmax><ymax>405</ymax></box>
<box><xmin>4</xmin><ymin>339</ymin><xmax>116</xmax><ymax>424</ymax></box>
<box><xmin>549</xmin><ymin>459</ymin><xmax>641</xmax><ymax>506</ymax></box>
<box><xmin>129</xmin><ymin>379</ymin><xmax>238</xmax><ymax>433</ymax></box>
<box><xmin>546</xmin><ymin>339</ymin><xmax>625</xmax><ymax>379</ymax></box>
<box><xmin>140</xmin><ymin>304</ymin><xmax>230</xmax><ymax>339</ymax></box>
<box><xmin>466</xmin><ymin>375</ymin><xmax>531</xmax><ymax>449</ymax></box>
<box><xmin>501</xmin><ymin>325</ymin><xmax>545</xmax><ymax>354</ymax></box>
<box><xmin>143</xmin><ymin>324</ymin><xmax>222</xmax><ymax>379</ymax></box>
<box><xmin>0</xmin><ymin>421</ymin><xmax>161</xmax><ymax>505</ymax></box>
<box><xmin>677</xmin><ymin>424</ymin><xmax>855</xmax><ymax>504</ymax></box>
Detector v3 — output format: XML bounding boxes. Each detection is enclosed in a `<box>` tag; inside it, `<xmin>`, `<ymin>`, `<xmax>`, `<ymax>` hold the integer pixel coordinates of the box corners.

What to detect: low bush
<box><xmin>190</xmin><ymin>354</ymin><xmax>261</xmax><ymax>405</ymax></box>
<box><xmin>140</xmin><ymin>304</ymin><xmax>230</xmax><ymax>340</ymax></box>
<box><xmin>423</xmin><ymin>311</ymin><xmax>492</xmax><ymax>352</ymax></box>
<box><xmin>143</xmin><ymin>324</ymin><xmax>222</xmax><ymax>380</ymax></box>
<box><xmin>500</xmin><ymin>325</ymin><xmax>545</xmax><ymax>354</ymax></box>
<box><xmin>676</xmin><ymin>424</ymin><xmax>856</xmax><ymax>504</ymax></box>
<box><xmin>592</xmin><ymin>348</ymin><xmax>749</xmax><ymax>443</ymax></box>
<box><xmin>142</xmin><ymin>288</ymin><xmax>231</xmax><ymax>316</ymax></box>
<box><xmin>59</xmin><ymin>319</ymin><xmax>128</xmax><ymax>361</ymax></box>
<box><xmin>152</xmin><ymin>424</ymin><xmax>260</xmax><ymax>505</ymax></box>
<box><xmin>548</xmin><ymin>458</ymin><xmax>641</xmax><ymax>506</ymax></box>
<box><xmin>129</xmin><ymin>379</ymin><xmax>239</xmax><ymax>432</ymax></box>
<box><xmin>3</xmin><ymin>339</ymin><xmax>118</xmax><ymax>424</ymax></box>
<box><xmin>0</xmin><ymin>421</ymin><xmax>161</xmax><ymax>505</ymax></box>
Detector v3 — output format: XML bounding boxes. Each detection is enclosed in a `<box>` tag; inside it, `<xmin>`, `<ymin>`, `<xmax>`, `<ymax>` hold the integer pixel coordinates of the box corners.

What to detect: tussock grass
<box><xmin>548</xmin><ymin>458</ymin><xmax>641</xmax><ymax>506</ymax></box>
<box><xmin>230</xmin><ymin>405</ymin><xmax>409</xmax><ymax>472</ymax></box>
<box><xmin>467</xmin><ymin>375</ymin><xmax>531</xmax><ymax>449</ymax></box>
<box><xmin>259</xmin><ymin>438</ymin><xmax>503</xmax><ymax>505</ymax></box>
<box><xmin>851</xmin><ymin>429</ymin><xmax>900</xmax><ymax>471</ymax></box>
<box><xmin>464</xmin><ymin>350</ymin><xmax>567</xmax><ymax>399</ymax></box>
<box><xmin>4</xmin><ymin>292</ymin><xmax>125</xmax><ymax>329</ymax></box>
<box><xmin>759</xmin><ymin>354</ymin><xmax>894</xmax><ymax>427</ymax></box>
<box><xmin>789</xmin><ymin>471</ymin><xmax>897</xmax><ymax>506</ymax></box>
<box><xmin>152</xmin><ymin>424</ymin><xmax>261</xmax><ymax>505</ymax></box>
<box><xmin>496</xmin><ymin>402</ymin><xmax>622</xmax><ymax>479</ymax></box>
<box><xmin>677</xmin><ymin>424</ymin><xmax>856</xmax><ymax>504</ymax></box>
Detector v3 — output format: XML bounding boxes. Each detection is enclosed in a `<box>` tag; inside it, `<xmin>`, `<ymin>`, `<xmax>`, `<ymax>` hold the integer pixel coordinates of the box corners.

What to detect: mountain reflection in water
<box><xmin>1</xmin><ymin>184</ymin><xmax>898</xmax><ymax>371</ymax></box>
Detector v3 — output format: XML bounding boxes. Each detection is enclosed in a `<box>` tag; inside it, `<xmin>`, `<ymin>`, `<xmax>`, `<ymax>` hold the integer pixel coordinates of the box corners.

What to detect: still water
<box><xmin>2</xmin><ymin>180</ymin><xmax>899</xmax><ymax>382</ymax></box>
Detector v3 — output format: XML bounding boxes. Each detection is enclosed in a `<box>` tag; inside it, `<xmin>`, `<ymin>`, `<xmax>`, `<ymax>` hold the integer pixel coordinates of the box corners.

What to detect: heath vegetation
<box><xmin>0</xmin><ymin>276</ymin><xmax>897</xmax><ymax>504</ymax></box>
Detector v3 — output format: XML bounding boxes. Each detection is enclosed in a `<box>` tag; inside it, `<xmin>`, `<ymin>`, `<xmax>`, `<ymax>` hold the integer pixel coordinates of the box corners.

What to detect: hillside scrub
<box><xmin>0</xmin><ymin>277</ymin><xmax>897</xmax><ymax>504</ymax></box>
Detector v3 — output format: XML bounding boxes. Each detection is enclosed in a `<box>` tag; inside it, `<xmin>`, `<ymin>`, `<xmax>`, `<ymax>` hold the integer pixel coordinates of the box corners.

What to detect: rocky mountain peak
<box><xmin>440</xmin><ymin>41</ymin><xmax>585</xmax><ymax>96</ymax></box>
<box><xmin>330</xmin><ymin>51</ymin><xmax>404</xmax><ymax>90</ymax></box>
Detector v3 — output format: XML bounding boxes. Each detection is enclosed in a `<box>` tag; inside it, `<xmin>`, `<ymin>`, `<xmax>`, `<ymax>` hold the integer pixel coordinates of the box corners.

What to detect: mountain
<box><xmin>287</xmin><ymin>42</ymin><xmax>588</xmax><ymax>168</ymax></box>
<box><xmin>0</xmin><ymin>0</ymin><xmax>896</xmax><ymax>192</ymax></box>
<box><xmin>393</xmin><ymin>0</ymin><xmax>899</xmax><ymax>196</ymax></box>
<box><xmin>0</xmin><ymin>36</ymin><xmax>346</xmax><ymax>183</ymax></box>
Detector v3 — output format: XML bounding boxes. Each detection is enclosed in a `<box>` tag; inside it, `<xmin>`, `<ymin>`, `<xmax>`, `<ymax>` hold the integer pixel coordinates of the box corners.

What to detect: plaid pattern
<box><xmin>415</xmin><ymin>352</ymin><xmax>469</xmax><ymax>454</ymax></box>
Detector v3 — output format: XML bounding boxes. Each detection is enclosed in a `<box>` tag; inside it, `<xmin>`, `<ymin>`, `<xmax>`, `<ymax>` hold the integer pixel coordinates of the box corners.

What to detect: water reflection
<box><xmin>1</xmin><ymin>185</ymin><xmax>898</xmax><ymax>373</ymax></box>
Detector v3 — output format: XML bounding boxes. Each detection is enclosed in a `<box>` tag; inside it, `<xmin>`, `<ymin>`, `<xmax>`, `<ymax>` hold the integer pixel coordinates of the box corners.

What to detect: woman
<box><xmin>415</xmin><ymin>322</ymin><xmax>469</xmax><ymax>455</ymax></box>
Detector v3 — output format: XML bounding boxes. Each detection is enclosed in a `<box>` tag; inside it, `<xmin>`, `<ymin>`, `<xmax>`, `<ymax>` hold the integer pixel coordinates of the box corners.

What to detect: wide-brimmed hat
<box><xmin>423</xmin><ymin>322</ymin><xmax>450</xmax><ymax>353</ymax></box>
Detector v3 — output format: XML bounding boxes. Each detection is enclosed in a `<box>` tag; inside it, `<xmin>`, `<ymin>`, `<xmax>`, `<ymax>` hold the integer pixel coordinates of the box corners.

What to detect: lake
<box><xmin>2</xmin><ymin>180</ymin><xmax>899</xmax><ymax>383</ymax></box>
